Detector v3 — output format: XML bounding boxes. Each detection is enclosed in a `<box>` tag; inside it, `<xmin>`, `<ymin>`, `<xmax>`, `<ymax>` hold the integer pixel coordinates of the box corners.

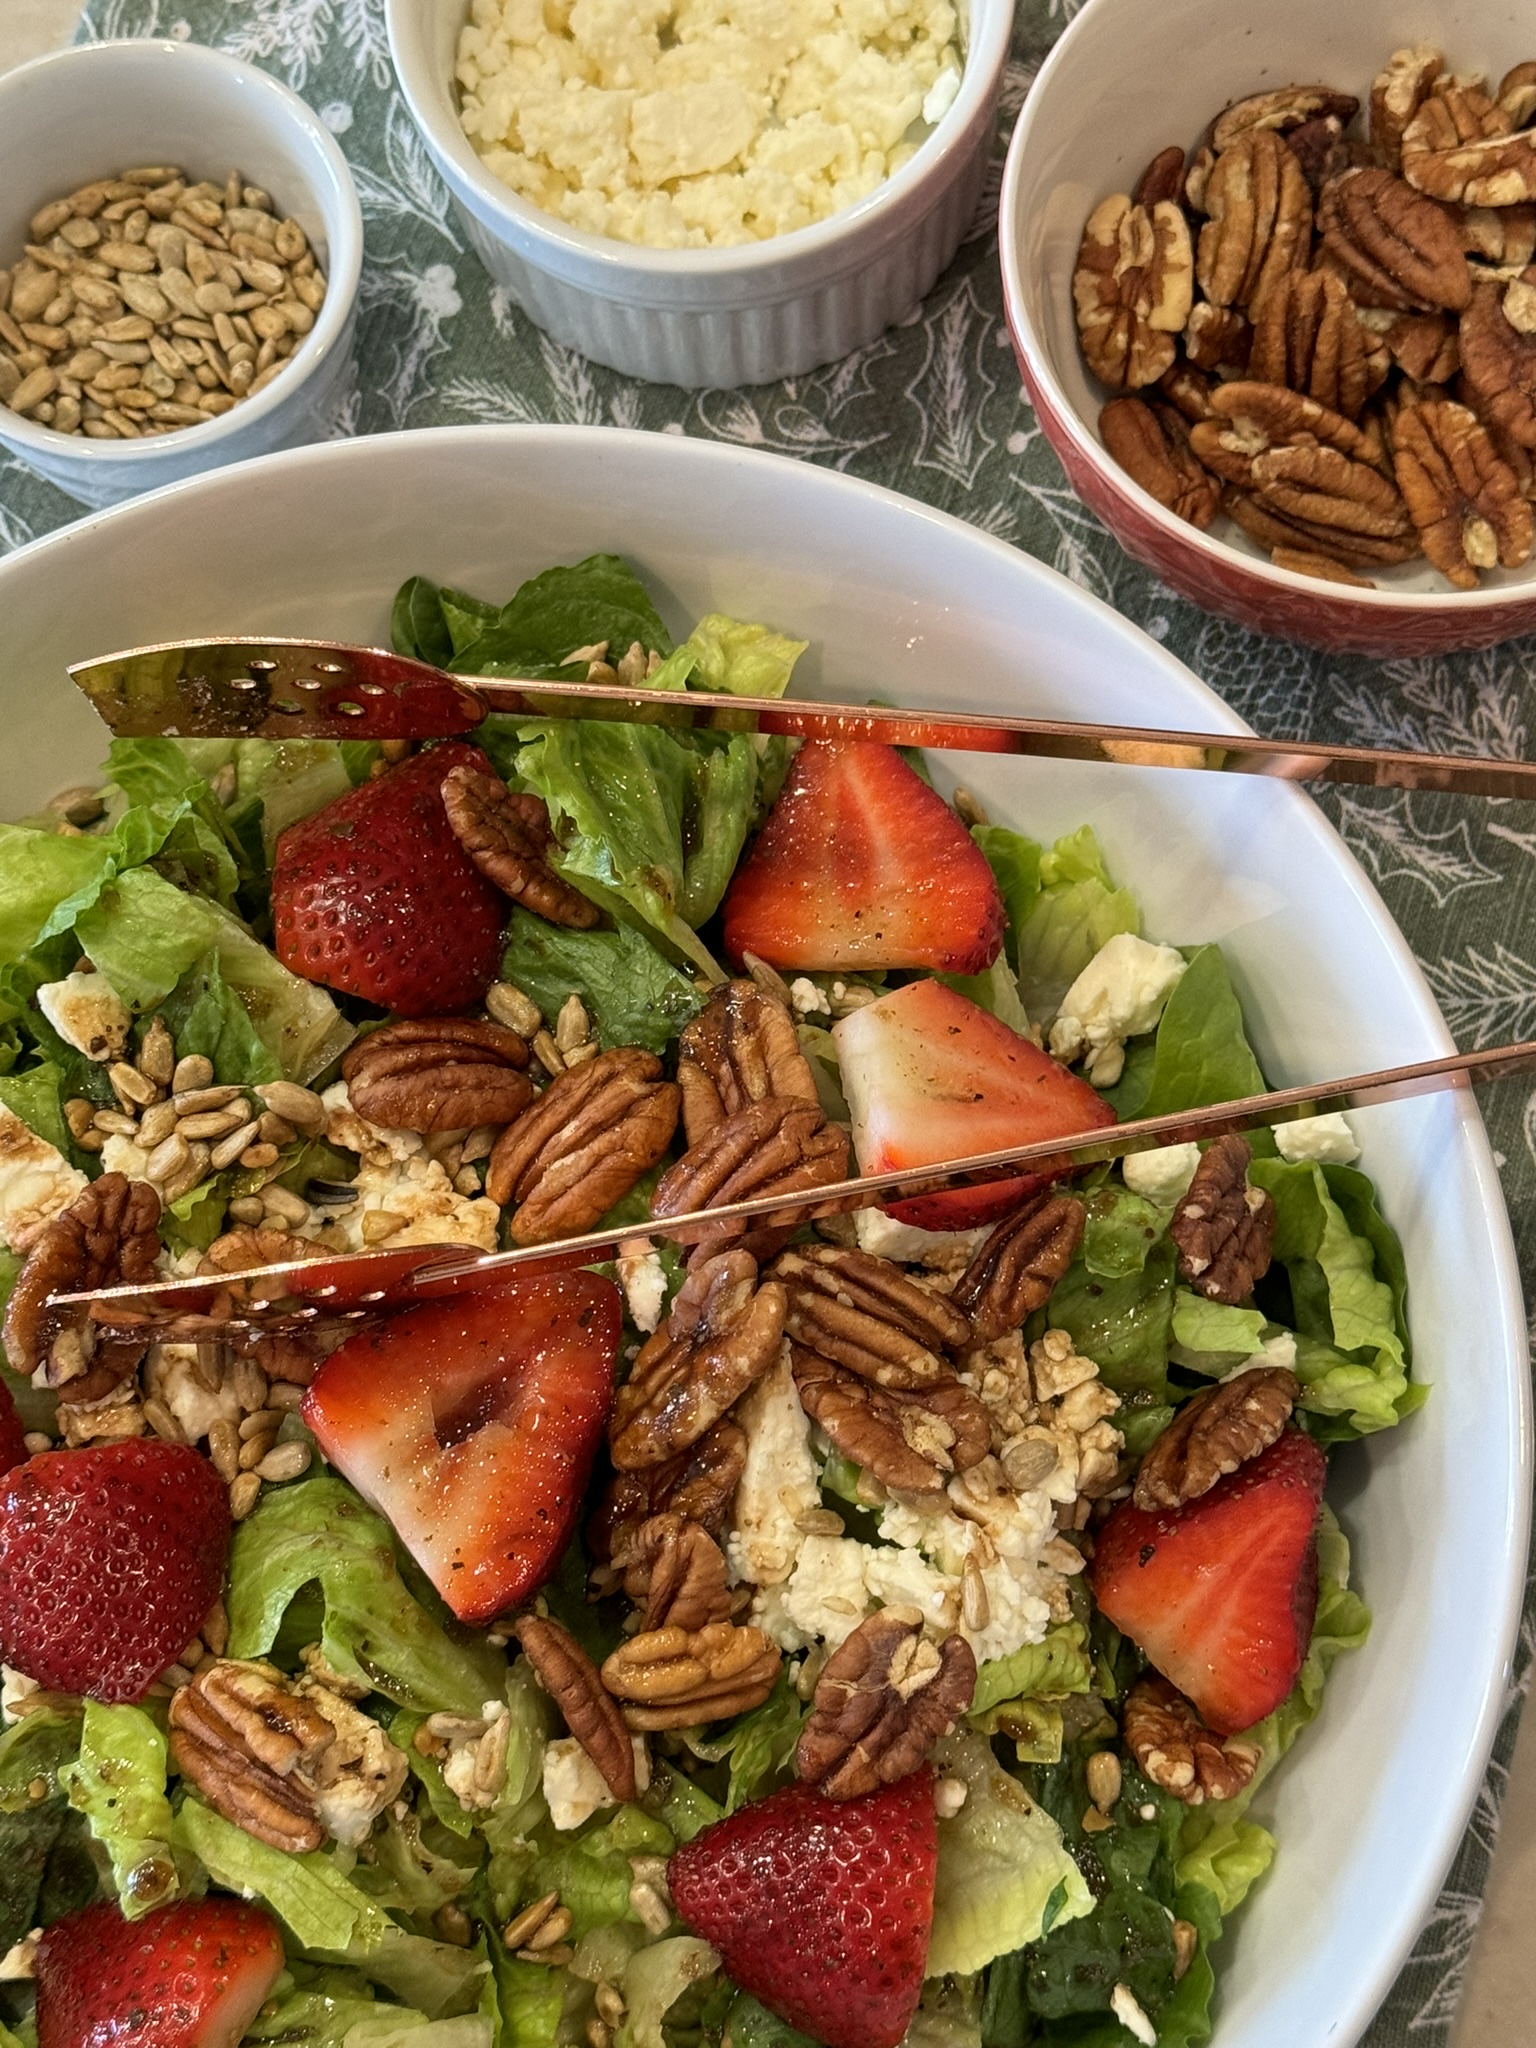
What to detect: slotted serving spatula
<box><xmin>67</xmin><ymin>635</ymin><xmax>1536</xmax><ymax>799</ymax></box>
<box><xmin>52</xmin><ymin>1037</ymin><xmax>1536</xmax><ymax>1338</ymax></box>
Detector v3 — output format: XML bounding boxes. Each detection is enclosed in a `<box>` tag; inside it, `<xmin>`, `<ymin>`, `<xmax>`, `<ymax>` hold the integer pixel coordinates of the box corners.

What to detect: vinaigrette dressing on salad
<box><xmin>0</xmin><ymin>554</ymin><xmax>1404</xmax><ymax>2048</ymax></box>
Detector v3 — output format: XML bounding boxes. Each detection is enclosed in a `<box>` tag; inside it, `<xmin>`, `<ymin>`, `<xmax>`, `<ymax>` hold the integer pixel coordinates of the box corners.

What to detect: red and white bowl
<box><xmin>998</xmin><ymin>0</ymin><xmax>1536</xmax><ymax>656</ymax></box>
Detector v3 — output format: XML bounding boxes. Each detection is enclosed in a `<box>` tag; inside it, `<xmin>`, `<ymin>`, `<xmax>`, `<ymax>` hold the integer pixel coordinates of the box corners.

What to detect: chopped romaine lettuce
<box><xmin>0</xmin><ymin>1059</ymin><xmax>74</xmax><ymax>1156</ymax></box>
<box><xmin>1048</xmin><ymin>1239</ymin><xmax>1177</xmax><ymax>1401</ymax></box>
<box><xmin>969</xmin><ymin>1620</ymin><xmax>1092</xmax><ymax>1720</ymax></box>
<box><xmin>1106</xmin><ymin>944</ymin><xmax>1266</xmax><ymax>1121</ymax></box>
<box><xmin>926</xmin><ymin>1731</ymin><xmax>1092</xmax><ymax>1976</ymax></box>
<box><xmin>176</xmin><ymin>1796</ymin><xmax>391</xmax><ymax>1953</ymax></box>
<box><xmin>969</xmin><ymin>825</ymin><xmax>1041</xmax><ymax>976</ymax></box>
<box><xmin>617</xmin><ymin>1938</ymin><xmax>721</xmax><ymax>2048</ymax></box>
<box><xmin>499</xmin><ymin>909</ymin><xmax>705</xmax><ymax>1055</ymax></box>
<box><xmin>226</xmin><ymin>1475</ymin><xmax>506</xmax><ymax>1716</ymax></box>
<box><xmin>61</xmin><ymin>1702</ymin><xmax>177</xmax><ymax>1918</ymax></box>
<box><xmin>1013</xmin><ymin>827</ymin><xmax>1140</xmax><ymax>1027</ymax></box>
<box><xmin>1081</xmin><ymin>1185</ymin><xmax>1169</xmax><ymax>1279</ymax></box>
<box><xmin>446</xmin><ymin>556</ymin><xmax>673</xmax><ymax>680</ymax></box>
<box><xmin>1168</xmin><ymin>1291</ymin><xmax>1270</xmax><ymax>1372</ymax></box>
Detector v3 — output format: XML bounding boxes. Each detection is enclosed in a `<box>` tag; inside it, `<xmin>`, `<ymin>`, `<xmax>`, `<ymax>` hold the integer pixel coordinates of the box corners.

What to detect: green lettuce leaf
<box><xmin>925</xmin><ymin>1731</ymin><xmax>1092</xmax><ymax>1977</ymax></box>
<box><xmin>451</xmin><ymin>556</ymin><xmax>672</xmax><ymax>679</ymax></box>
<box><xmin>617</xmin><ymin>1938</ymin><xmax>720</xmax><ymax>2048</ymax></box>
<box><xmin>0</xmin><ymin>823</ymin><xmax>116</xmax><ymax>966</ymax></box>
<box><xmin>970</xmin><ymin>825</ymin><xmax>1042</xmax><ymax>976</ymax></box>
<box><xmin>937</xmin><ymin>955</ymin><xmax>1032</xmax><ymax>1038</ymax></box>
<box><xmin>1248</xmin><ymin>1159</ymin><xmax>1413</xmax><ymax>1435</ymax></box>
<box><xmin>61</xmin><ymin>1702</ymin><xmax>177</xmax><ymax>1919</ymax></box>
<box><xmin>1168</xmin><ymin>1291</ymin><xmax>1269</xmax><ymax>1373</ymax></box>
<box><xmin>393</xmin><ymin>577</ymin><xmax>458</xmax><ymax>669</ymax></box>
<box><xmin>226</xmin><ymin>1475</ymin><xmax>507</xmax><ymax>1716</ymax></box>
<box><xmin>0</xmin><ymin>1710</ymin><xmax>81</xmax><ymax>1812</ymax></box>
<box><xmin>1081</xmin><ymin>1186</ymin><xmax>1168</xmax><ymax>1279</ymax></box>
<box><xmin>157</xmin><ymin>946</ymin><xmax>283</xmax><ymax>1085</ymax></box>
<box><xmin>969</xmin><ymin>1620</ymin><xmax>1092</xmax><ymax>1720</ymax></box>
<box><xmin>73</xmin><ymin>869</ymin><xmax>352</xmax><ymax>1083</ymax></box>
<box><xmin>722</xmin><ymin>1993</ymin><xmax>819</xmax><ymax>2048</ymax></box>
<box><xmin>679</xmin><ymin>1668</ymin><xmax>806</xmax><ymax>1811</ymax></box>
<box><xmin>1048</xmin><ymin>1239</ymin><xmax>1177</xmax><ymax>1400</ymax></box>
<box><xmin>1014</xmin><ymin>827</ymin><xmax>1139</xmax><ymax>1026</ymax></box>
<box><xmin>522</xmin><ymin>1806</ymin><xmax>673</xmax><ymax>1942</ymax></box>
<box><xmin>0</xmin><ymin>1060</ymin><xmax>74</xmax><ymax>1156</ymax></box>
<box><xmin>176</xmin><ymin>1796</ymin><xmax>390</xmax><ymax>1953</ymax></box>
<box><xmin>645</xmin><ymin>613</ymin><xmax>805</xmax><ymax>704</ymax></box>
<box><xmin>499</xmin><ymin>911</ymin><xmax>705</xmax><ymax>1056</ymax></box>
<box><xmin>1105</xmin><ymin>944</ymin><xmax>1266</xmax><ymax>1122</ymax></box>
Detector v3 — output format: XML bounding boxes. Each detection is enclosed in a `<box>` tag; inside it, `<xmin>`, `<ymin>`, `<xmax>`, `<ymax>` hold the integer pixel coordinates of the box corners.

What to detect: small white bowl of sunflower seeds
<box><xmin>0</xmin><ymin>37</ymin><xmax>362</xmax><ymax>510</ymax></box>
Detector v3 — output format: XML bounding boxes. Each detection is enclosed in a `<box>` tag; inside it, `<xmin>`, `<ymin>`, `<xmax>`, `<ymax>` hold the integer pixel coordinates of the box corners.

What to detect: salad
<box><xmin>0</xmin><ymin>553</ymin><xmax>1415</xmax><ymax>2048</ymax></box>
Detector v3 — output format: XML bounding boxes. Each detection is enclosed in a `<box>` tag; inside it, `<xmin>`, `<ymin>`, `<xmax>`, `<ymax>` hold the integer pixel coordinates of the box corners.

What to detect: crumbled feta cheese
<box><xmin>1224</xmin><ymin>1329</ymin><xmax>1299</xmax><ymax>1381</ymax></box>
<box><xmin>99</xmin><ymin>1133</ymin><xmax>153</xmax><ymax>1184</ymax></box>
<box><xmin>1048</xmin><ymin>934</ymin><xmax>1188</xmax><ymax>1087</ymax></box>
<box><xmin>1110</xmin><ymin>1983</ymin><xmax>1158</xmax><ymax>2047</ymax></box>
<box><xmin>322</xmin><ymin>1083</ymin><xmax>500</xmax><ymax>1251</ymax></box>
<box><xmin>456</xmin><ymin>0</ymin><xmax>963</xmax><ymax>249</ymax></box>
<box><xmin>617</xmin><ymin>1245</ymin><xmax>668</xmax><ymax>1334</ymax></box>
<box><xmin>789</xmin><ymin>977</ymin><xmax>829</xmax><ymax>1018</ymax></box>
<box><xmin>35</xmin><ymin>971</ymin><xmax>132</xmax><ymax>1062</ymax></box>
<box><xmin>781</xmin><ymin>1534</ymin><xmax>875</xmax><ymax>1646</ymax></box>
<box><xmin>542</xmin><ymin>1735</ymin><xmax>650</xmax><ymax>1830</ymax></box>
<box><xmin>861</xmin><ymin>1543</ymin><xmax>957</xmax><ymax>1635</ymax></box>
<box><xmin>726</xmin><ymin>1348</ymin><xmax>822</xmax><ymax>1588</ymax></box>
<box><xmin>1273</xmin><ymin>1112</ymin><xmax>1361</xmax><ymax>1165</ymax></box>
<box><xmin>0</xmin><ymin>1106</ymin><xmax>87</xmax><ymax>1253</ymax></box>
<box><xmin>1121</xmin><ymin>1141</ymin><xmax>1201</xmax><ymax>1205</ymax></box>
<box><xmin>144</xmin><ymin>1342</ymin><xmax>242</xmax><ymax>1445</ymax></box>
<box><xmin>853</xmin><ymin>1207</ymin><xmax>988</xmax><ymax>1270</ymax></box>
<box><xmin>300</xmin><ymin>1684</ymin><xmax>410</xmax><ymax>1846</ymax></box>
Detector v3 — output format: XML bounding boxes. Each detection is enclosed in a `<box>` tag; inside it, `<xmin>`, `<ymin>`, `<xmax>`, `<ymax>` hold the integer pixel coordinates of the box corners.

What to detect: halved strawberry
<box><xmin>832</xmin><ymin>978</ymin><xmax>1115</xmax><ymax>1229</ymax></box>
<box><xmin>721</xmin><ymin>741</ymin><xmax>1004</xmax><ymax>974</ymax></box>
<box><xmin>1093</xmin><ymin>1428</ymin><xmax>1327</xmax><ymax>1734</ymax></box>
<box><xmin>0</xmin><ymin>1439</ymin><xmax>230</xmax><ymax>1703</ymax></box>
<box><xmin>36</xmin><ymin>1897</ymin><xmax>283</xmax><ymax>2048</ymax></box>
<box><xmin>670</xmin><ymin>1767</ymin><xmax>937</xmax><ymax>2048</ymax></box>
<box><xmin>272</xmin><ymin>739</ymin><xmax>508</xmax><ymax>1016</ymax></box>
<box><xmin>303</xmin><ymin>1273</ymin><xmax>621</xmax><ymax>1624</ymax></box>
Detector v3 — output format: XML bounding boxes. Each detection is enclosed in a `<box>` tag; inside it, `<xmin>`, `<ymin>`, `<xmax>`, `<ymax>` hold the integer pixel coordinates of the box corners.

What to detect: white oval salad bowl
<box><xmin>0</xmin><ymin>426</ymin><xmax>1525</xmax><ymax>2048</ymax></box>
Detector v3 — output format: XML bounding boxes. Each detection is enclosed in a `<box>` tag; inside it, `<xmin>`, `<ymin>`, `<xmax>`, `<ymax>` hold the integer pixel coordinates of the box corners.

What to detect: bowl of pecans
<box><xmin>998</xmin><ymin>0</ymin><xmax>1536</xmax><ymax>655</ymax></box>
<box><xmin>0</xmin><ymin>37</ymin><xmax>362</xmax><ymax>511</ymax></box>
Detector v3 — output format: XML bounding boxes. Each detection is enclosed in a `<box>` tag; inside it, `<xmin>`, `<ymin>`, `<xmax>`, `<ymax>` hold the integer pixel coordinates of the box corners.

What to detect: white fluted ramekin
<box><xmin>0</xmin><ymin>38</ymin><xmax>362</xmax><ymax>510</ymax></box>
<box><xmin>386</xmin><ymin>0</ymin><xmax>1011</xmax><ymax>388</ymax></box>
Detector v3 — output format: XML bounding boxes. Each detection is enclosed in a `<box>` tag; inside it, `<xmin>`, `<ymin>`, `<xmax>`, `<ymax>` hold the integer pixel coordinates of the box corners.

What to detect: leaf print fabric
<box><xmin>4</xmin><ymin>3</ymin><xmax>1536</xmax><ymax>2040</ymax></box>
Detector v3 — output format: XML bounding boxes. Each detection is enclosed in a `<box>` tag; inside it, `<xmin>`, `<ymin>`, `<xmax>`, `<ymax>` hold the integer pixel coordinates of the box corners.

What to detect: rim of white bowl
<box><xmin>0</xmin><ymin>429</ymin><xmax>1525</xmax><ymax>2048</ymax></box>
<box><xmin>385</xmin><ymin>0</ymin><xmax>1013</xmax><ymax>285</ymax></box>
<box><xmin>0</xmin><ymin>37</ymin><xmax>363</xmax><ymax>470</ymax></box>
<box><xmin>997</xmin><ymin>0</ymin><xmax>1536</xmax><ymax>617</ymax></box>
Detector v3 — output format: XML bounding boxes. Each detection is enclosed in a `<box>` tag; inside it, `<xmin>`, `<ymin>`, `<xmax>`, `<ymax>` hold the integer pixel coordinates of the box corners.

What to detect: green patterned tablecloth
<box><xmin>3</xmin><ymin>1</ymin><xmax>1534</xmax><ymax>2039</ymax></box>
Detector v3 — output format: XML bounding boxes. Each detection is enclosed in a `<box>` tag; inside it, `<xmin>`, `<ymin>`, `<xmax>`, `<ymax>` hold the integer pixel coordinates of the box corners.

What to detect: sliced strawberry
<box><xmin>303</xmin><ymin>1272</ymin><xmax>621</xmax><ymax>1625</ymax></box>
<box><xmin>36</xmin><ymin>1897</ymin><xmax>283</xmax><ymax>2048</ymax></box>
<box><xmin>1093</xmin><ymin>1428</ymin><xmax>1327</xmax><ymax>1734</ymax></box>
<box><xmin>670</xmin><ymin>1767</ymin><xmax>937</xmax><ymax>2048</ymax></box>
<box><xmin>272</xmin><ymin>738</ymin><xmax>508</xmax><ymax>1016</ymax></box>
<box><xmin>722</xmin><ymin>741</ymin><xmax>1004</xmax><ymax>974</ymax></box>
<box><xmin>832</xmin><ymin>978</ymin><xmax>1115</xmax><ymax>1229</ymax></box>
<box><xmin>0</xmin><ymin>1439</ymin><xmax>230</xmax><ymax>1703</ymax></box>
<box><xmin>0</xmin><ymin>1375</ymin><xmax>27</xmax><ymax>1476</ymax></box>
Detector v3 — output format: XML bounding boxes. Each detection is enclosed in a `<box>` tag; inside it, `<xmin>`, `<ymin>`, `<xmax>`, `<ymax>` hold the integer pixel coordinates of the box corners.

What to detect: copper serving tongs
<box><xmin>52</xmin><ymin>1042</ymin><xmax>1536</xmax><ymax>1340</ymax></box>
<box><xmin>65</xmin><ymin>634</ymin><xmax>1536</xmax><ymax>798</ymax></box>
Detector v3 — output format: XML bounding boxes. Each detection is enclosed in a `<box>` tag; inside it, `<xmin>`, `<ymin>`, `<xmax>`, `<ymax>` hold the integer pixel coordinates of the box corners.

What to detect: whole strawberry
<box><xmin>669</xmin><ymin>1767</ymin><xmax>937</xmax><ymax>2048</ymax></box>
<box><xmin>272</xmin><ymin>738</ymin><xmax>508</xmax><ymax>1016</ymax></box>
<box><xmin>36</xmin><ymin>1897</ymin><xmax>283</xmax><ymax>2048</ymax></box>
<box><xmin>0</xmin><ymin>1439</ymin><xmax>230</xmax><ymax>1702</ymax></box>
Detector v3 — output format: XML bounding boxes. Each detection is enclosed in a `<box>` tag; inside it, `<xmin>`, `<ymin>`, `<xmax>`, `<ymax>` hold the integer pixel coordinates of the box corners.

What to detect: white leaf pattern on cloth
<box><xmin>4</xmin><ymin>8</ymin><xmax>1536</xmax><ymax>2040</ymax></box>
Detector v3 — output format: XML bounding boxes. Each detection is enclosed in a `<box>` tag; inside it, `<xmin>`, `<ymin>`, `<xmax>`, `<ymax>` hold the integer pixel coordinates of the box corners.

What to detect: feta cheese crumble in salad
<box><xmin>0</xmin><ymin>555</ymin><xmax>1413</xmax><ymax>2048</ymax></box>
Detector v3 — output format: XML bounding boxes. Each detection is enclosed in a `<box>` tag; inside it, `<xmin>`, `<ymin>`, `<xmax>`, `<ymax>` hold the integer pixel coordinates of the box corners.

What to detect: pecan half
<box><xmin>515</xmin><ymin>1613</ymin><xmax>636</xmax><ymax>1802</ymax></box>
<box><xmin>1133</xmin><ymin>1369</ymin><xmax>1300</xmax><ymax>1510</ymax></box>
<box><xmin>200</xmin><ymin>1226</ymin><xmax>316</xmax><ymax>1274</ymax></box>
<box><xmin>1073</xmin><ymin>194</ymin><xmax>1193</xmax><ymax>388</ymax></box>
<box><xmin>1196</xmin><ymin>130</ymin><xmax>1311</xmax><ymax>312</ymax></box>
<box><xmin>169</xmin><ymin>1659</ymin><xmax>334</xmax><ymax>1852</ymax></box>
<box><xmin>1461</xmin><ymin>280</ymin><xmax>1536</xmax><ymax>447</ymax></box>
<box><xmin>1132</xmin><ymin>146</ymin><xmax>1187</xmax><ymax>212</ymax></box>
<box><xmin>1392</xmin><ymin>398</ymin><xmax>1535</xmax><ymax>585</ymax></box>
<box><xmin>342</xmin><ymin>1017</ymin><xmax>532</xmax><ymax>1133</ymax></box>
<box><xmin>1168</xmin><ymin>1136</ymin><xmax>1275</xmax><ymax>1304</ymax></box>
<box><xmin>796</xmin><ymin>1608</ymin><xmax>977</xmax><ymax>1800</ymax></box>
<box><xmin>770</xmin><ymin>1243</ymin><xmax>971</xmax><ymax>1390</ymax></box>
<box><xmin>1357</xmin><ymin>306</ymin><xmax>1461</xmax><ymax>383</ymax></box>
<box><xmin>1210</xmin><ymin>85</ymin><xmax>1359</xmax><ymax>154</ymax></box>
<box><xmin>617</xmin><ymin>1514</ymin><xmax>734</xmax><ymax>1632</ymax></box>
<box><xmin>1223</xmin><ymin>484</ymin><xmax>1422</xmax><ymax>568</ymax></box>
<box><xmin>1157</xmin><ymin>361</ymin><xmax>1218</xmax><ymax>422</ymax></box>
<box><xmin>1190</xmin><ymin>384</ymin><xmax>1414</xmax><ymax>547</ymax></box>
<box><xmin>3</xmin><ymin>1173</ymin><xmax>160</xmax><ymax>1379</ymax></box>
<box><xmin>1247</xmin><ymin>269</ymin><xmax>1387</xmax><ymax>418</ymax></box>
<box><xmin>792</xmin><ymin>1347</ymin><xmax>990</xmax><ymax>1497</ymax></box>
<box><xmin>1270</xmin><ymin>547</ymin><xmax>1375</xmax><ymax>586</ymax></box>
<box><xmin>601</xmin><ymin>1621</ymin><xmax>780</xmax><ymax>1730</ymax></box>
<box><xmin>1183</xmin><ymin>300</ymin><xmax>1252</xmax><ymax>375</ymax></box>
<box><xmin>1370</xmin><ymin>46</ymin><xmax>1445</xmax><ymax>173</ymax></box>
<box><xmin>1190</xmin><ymin>379</ymin><xmax>1370</xmax><ymax>483</ymax></box>
<box><xmin>486</xmin><ymin>1046</ymin><xmax>680</xmax><ymax>1243</ymax></box>
<box><xmin>1122</xmin><ymin>1674</ymin><xmax>1263</xmax><ymax>1804</ymax></box>
<box><xmin>951</xmin><ymin>1193</ymin><xmax>1086</xmax><ymax>1344</ymax></box>
<box><xmin>1318</xmin><ymin>169</ymin><xmax>1470</xmax><ymax>313</ymax></box>
<box><xmin>441</xmin><ymin>765</ymin><xmax>598</xmax><ymax>928</ymax></box>
<box><xmin>1100</xmin><ymin>398</ymin><xmax>1222</xmax><ymax>527</ymax></box>
<box><xmin>1461</xmin><ymin>205</ymin><xmax>1536</xmax><ymax>281</ymax></box>
<box><xmin>1284</xmin><ymin>115</ymin><xmax>1356</xmax><ymax>196</ymax></box>
<box><xmin>677</xmin><ymin>980</ymin><xmax>818</xmax><ymax>1147</ymax></box>
<box><xmin>1500</xmin><ymin>62</ymin><xmax>1536</xmax><ymax>128</ymax></box>
<box><xmin>1402</xmin><ymin>90</ymin><xmax>1536</xmax><ymax>207</ymax></box>
<box><xmin>588</xmin><ymin>1419</ymin><xmax>747</xmax><ymax>1562</ymax></box>
<box><xmin>608</xmin><ymin>1249</ymin><xmax>785</xmax><ymax>1471</ymax></box>
<box><xmin>649</xmin><ymin>1097</ymin><xmax>849</xmax><ymax>1264</ymax></box>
